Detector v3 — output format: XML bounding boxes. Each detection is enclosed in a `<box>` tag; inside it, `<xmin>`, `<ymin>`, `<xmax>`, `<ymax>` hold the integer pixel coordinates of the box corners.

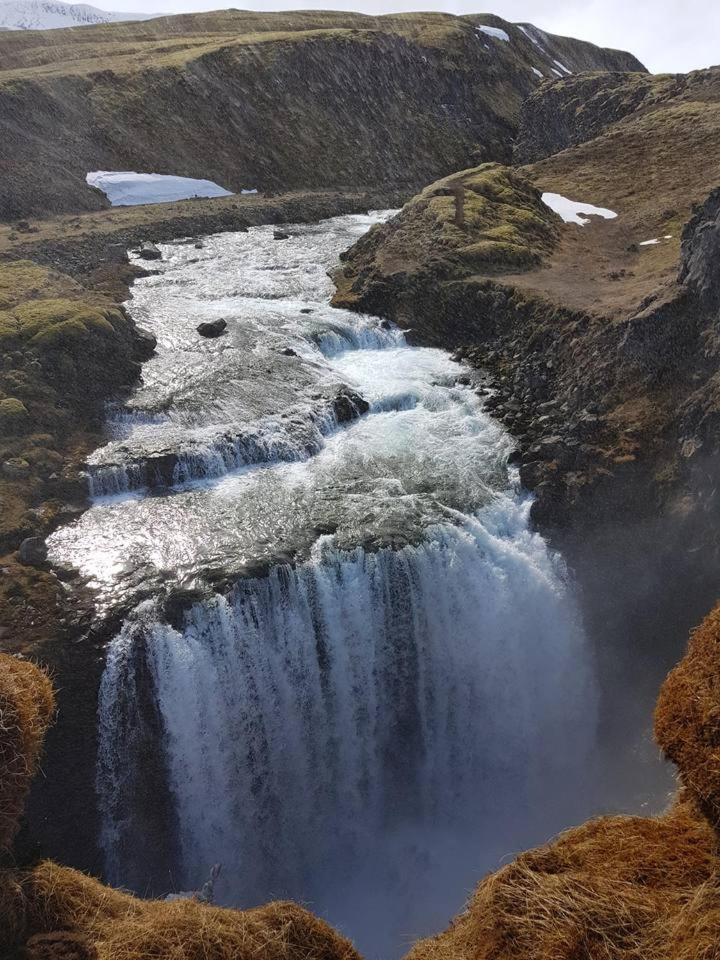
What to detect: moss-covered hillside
<box><xmin>0</xmin><ymin>9</ymin><xmax>645</xmax><ymax>219</ymax></box>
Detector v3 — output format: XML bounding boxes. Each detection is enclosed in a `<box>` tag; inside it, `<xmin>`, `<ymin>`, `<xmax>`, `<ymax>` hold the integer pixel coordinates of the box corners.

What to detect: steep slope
<box><xmin>0</xmin><ymin>0</ymin><xmax>149</xmax><ymax>31</ymax></box>
<box><xmin>0</xmin><ymin>9</ymin><xmax>645</xmax><ymax>219</ymax></box>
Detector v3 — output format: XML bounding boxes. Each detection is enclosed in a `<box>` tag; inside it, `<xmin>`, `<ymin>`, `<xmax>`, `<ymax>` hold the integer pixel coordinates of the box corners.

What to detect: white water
<box><xmin>69</xmin><ymin>212</ymin><xmax>599</xmax><ymax>958</ymax></box>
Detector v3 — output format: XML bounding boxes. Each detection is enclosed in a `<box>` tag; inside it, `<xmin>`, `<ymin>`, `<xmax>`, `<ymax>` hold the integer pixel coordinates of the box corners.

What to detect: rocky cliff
<box><xmin>0</xmin><ymin>9</ymin><xmax>644</xmax><ymax>219</ymax></box>
<box><xmin>334</xmin><ymin>67</ymin><xmax>720</xmax><ymax>542</ymax></box>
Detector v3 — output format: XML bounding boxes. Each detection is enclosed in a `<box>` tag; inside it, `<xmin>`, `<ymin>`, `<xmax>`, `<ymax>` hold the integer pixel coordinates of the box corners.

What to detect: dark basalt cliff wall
<box><xmin>0</xmin><ymin>9</ymin><xmax>644</xmax><ymax>219</ymax></box>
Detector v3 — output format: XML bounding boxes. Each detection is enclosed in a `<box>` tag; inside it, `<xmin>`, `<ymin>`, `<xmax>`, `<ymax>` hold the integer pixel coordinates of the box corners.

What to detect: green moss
<box><xmin>0</xmin><ymin>397</ymin><xmax>29</xmax><ymax>435</ymax></box>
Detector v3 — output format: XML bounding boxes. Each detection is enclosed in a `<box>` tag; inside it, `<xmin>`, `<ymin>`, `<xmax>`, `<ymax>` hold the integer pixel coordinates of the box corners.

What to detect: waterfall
<box><xmin>97</xmin><ymin>497</ymin><xmax>596</xmax><ymax>950</ymax></box>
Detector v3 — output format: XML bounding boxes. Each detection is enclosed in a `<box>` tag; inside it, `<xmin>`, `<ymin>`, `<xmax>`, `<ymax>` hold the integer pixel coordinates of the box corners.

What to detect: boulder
<box><xmin>133</xmin><ymin>327</ymin><xmax>157</xmax><ymax>360</ymax></box>
<box><xmin>138</xmin><ymin>242</ymin><xmax>162</xmax><ymax>261</ymax></box>
<box><xmin>196</xmin><ymin>319</ymin><xmax>227</xmax><ymax>338</ymax></box>
<box><xmin>18</xmin><ymin>536</ymin><xmax>48</xmax><ymax>566</ymax></box>
<box><xmin>273</xmin><ymin>230</ymin><xmax>290</xmax><ymax>241</ymax></box>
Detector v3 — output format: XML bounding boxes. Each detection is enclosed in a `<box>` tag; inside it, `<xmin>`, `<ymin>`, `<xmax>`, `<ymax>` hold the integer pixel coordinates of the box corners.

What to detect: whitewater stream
<box><xmin>48</xmin><ymin>212</ymin><xmax>597</xmax><ymax>958</ymax></box>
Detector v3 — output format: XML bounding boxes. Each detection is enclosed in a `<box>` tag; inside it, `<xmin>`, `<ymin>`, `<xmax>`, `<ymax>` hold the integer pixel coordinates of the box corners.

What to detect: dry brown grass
<box><xmin>406</xmin><ymin>795</ymin><xmax>718</xmax><ymax>960</ymax></box>
<box><xmin>0</xmin><ymin>860</ymin><xmax>359</xmax><ymax>960</ymax></box>
<box><xmin>655</xmin><ymin>602</ymin><xmax>720</xmax><ymax>832</ymax></box>
<box><xmin>0</xmin><ymin>653</ymin><xmax>54</xmax><ymax>852</ymax></box>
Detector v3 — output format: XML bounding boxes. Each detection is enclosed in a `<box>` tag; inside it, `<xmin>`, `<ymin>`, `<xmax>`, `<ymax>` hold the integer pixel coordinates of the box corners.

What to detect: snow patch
<box><xmin>532</xmin><ymin>67</ymin><xmax>544</xmax><ymax>78</ymax></box>
<box><xmin>517</xmin><ymin>24</ymin><xmax>541</xmax><ymax>46</ymax></box>
<box><xmin>476</xmin><ymin>25</ymin><xmax>510</xmax><ymax>42</ymax></box>
<box><xmin>86</xmin><ymin>171</ymin><xmax>235</xmax><ymax>207</ymax></box>
<box><xmin>551</xmin><ymin>68</ymin><xmax>564</xmax><ymax>78</ymax></box>
<box><xmin>542</xmin><ymin>192</ymin><xmax>618</xmax><ymax>226</ymax></box>
<box><xmin>639</xmin><ymin>235</ymin><xmax>673</xmax><ymax>246</ymax></box>
<box><xmin>0</xmin><ymin>0</ymin><xmax>149</xmax><ymax>30</ymax></box>
<box><xmin>553</xmin><ymin>59</ymin><xmax>573</xmax><ymax>75</ymax></box>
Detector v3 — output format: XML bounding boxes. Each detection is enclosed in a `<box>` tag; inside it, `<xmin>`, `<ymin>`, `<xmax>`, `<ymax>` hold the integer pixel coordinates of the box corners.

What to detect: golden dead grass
<box><xmin>655</xmin><ymin>602</ymin><xmax>720</xmax><ymax>832</ymax></box>
<box><xmin>406</xmin><ymin>795</ymin><xmax>718</xmax><ymax>960</ymax></box>
<box><xmin>0</xmin><ymin>653</ymin><xmax>54</xmax><ymax>852</ymax></box>
<box><xmin>0</xmin><ymin>859</ymin><xmax>361</xmax><ymax>960</ymax></box>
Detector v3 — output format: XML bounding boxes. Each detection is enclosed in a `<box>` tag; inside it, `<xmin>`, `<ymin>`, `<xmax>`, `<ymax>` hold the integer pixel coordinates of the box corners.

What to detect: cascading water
<box><xmin>49</xmin><ymin>212</ymin><xmax>598</xmax><ymax>958</ymax></box>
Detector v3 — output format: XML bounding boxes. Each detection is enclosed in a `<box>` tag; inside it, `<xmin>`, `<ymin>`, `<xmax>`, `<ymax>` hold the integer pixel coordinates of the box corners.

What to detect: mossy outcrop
<box><xmin>333</xmin><ymin>163</ymin><xmax>559</xmax><ymax>316</ymax></box>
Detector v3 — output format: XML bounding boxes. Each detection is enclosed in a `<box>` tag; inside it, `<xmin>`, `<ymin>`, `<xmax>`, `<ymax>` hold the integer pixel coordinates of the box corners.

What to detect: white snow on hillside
<box><xmin>553</xmin><ymin>58</ymin><xmax>573</xmax><ymax>74</ymax></box>
<box><xmin>476</xmin><ymin>25</ymin><xmax>510</xmax><ymax>42</ymax></box>
<box><xmin>0</xmin><ymin>0</ymin><xmax>149</xmax><ymax>30</ymax></box>
<box><xmin>532</xmin><ymin>67</ymin><xmax>544</xmax><ymax>78</ymax></box>
<box><xmin>541</xmin><ymin>192</ymin><xmax>618</xmax><ymax>226</ymax></box>
<box><xmin>639</xmin><ymin>235</ymin><xmax>673</xmax><ymax>246</ymax></box>
<box><xmin>86</xmin><ymin>171</ymin><xmax>234</xmax><ymax>207</ymax></box>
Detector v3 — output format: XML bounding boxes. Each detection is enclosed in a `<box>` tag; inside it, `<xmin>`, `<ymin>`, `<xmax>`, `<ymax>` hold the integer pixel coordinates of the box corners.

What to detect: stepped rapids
<box><xmin>43</xmin><ymin>213</ymin><xmax>597</xmax><ymax>956</ymax></box>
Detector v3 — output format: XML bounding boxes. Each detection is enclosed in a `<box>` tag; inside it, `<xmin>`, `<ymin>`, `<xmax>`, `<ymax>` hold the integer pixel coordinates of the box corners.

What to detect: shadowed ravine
<box><xmin>49</xmin><ymin>213</ymin><xmax>599</xmax><ymax>958</ymax></box>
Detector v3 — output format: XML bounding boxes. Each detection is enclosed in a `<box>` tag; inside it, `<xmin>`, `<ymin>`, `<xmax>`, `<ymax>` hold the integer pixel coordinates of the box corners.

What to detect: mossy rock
<box><xmin>0</xmin><ymin>398</ymin><xmax>29</xmax><ymax>435</ymax></box>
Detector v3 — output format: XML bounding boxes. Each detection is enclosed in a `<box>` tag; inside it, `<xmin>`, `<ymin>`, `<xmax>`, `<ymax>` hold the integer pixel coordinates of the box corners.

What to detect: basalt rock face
<box><xmin>333</xmin><ymin>154</ymin><xmax>720</xmax><ymax>544</ymax></box>
<box><xmin>514</xmin><ymin>66</ymin><xmax>720</xmax><ymax>164</ymax></box>
<box><xmin>0</xmin><ymin>9</ymin><xmax>644</xmax><ymax>219</ymax></box>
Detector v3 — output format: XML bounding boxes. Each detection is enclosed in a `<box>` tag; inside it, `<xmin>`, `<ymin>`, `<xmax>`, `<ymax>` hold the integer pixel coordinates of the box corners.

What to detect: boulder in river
<box><xmin>133</xmin><ymin>327</ymin><xmax>158</xmax><ymax>360</ymax></box>
<box><xmin>197</xmin><ymin>318</ymin><xmax>227</xmax><ymax>338</ymax></box>
<box><xmin>138</xmin><ymin>242</ymin><xmax>162</xmax><ymax>261</ymax></box>
<box><xmin>273</xmin><ymin>230</ymin><xmax>290</xmax><ymax>241</ymax></box>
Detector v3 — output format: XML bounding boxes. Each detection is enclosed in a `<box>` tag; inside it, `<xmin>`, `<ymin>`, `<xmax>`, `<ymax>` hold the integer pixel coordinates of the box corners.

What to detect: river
<box><xmin>48</xmin><ymin>212</ymin><xmax>597</xmax><ymax>958</ymax></box>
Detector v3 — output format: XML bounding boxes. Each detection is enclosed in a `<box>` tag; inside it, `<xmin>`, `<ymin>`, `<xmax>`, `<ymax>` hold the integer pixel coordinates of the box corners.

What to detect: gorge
<box><xmin>3</xmin><ymin>8</ymin><xmax>720</xmax><ymax>960</ymax></box>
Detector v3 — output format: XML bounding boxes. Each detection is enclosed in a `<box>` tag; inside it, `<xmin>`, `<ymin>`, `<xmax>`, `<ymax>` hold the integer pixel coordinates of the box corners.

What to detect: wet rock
<box><xmin>133</xmin><ymin>326</ymin><xmax>157</xmax><ymax>360</ymax></box>
<box><xmin>300</xmin><ymin>308</ymin><xmax>314</xmax><ymax>314</ymax></box>
<box><xmin>197</xmin><ymin>318</ymin><xmax>227</xmax><ymax>338</ymax></box>
<box><xmin>18</xmin><ymin>537</ymin><xmax>48</xmax><ymax>566</ymax></box>
<box><xmin>332</xmin><ymin>388</ymin><xmax>370</xmax><ymax>423</ymax></box>
<box><xmin>138</xmin><ymin>242</ymin><xmax>162</xmax><ymax>261</ymax></box>
<box><xmin>273</xmin><ymin>230</ymin><xmax>290</xmax><ymax>240</ymax></box>
<box><xmin>279</xmin><ymin>347</ymin><xmax>298</xmax><ymax>356</ymax></box>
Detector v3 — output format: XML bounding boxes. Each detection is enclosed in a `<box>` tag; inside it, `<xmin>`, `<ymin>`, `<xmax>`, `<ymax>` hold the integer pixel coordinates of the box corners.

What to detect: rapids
<box><xmin>48</xmin><ymin>212</ymin><xmax>598</xmax><ymax>958</ymax></box>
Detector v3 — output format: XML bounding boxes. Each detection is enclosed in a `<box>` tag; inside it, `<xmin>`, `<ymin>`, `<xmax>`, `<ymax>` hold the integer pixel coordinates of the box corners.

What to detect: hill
<box><xmin>0</xmin><ymin>9</ymin><xmax>645</xmax><ymax>219</ymax></box>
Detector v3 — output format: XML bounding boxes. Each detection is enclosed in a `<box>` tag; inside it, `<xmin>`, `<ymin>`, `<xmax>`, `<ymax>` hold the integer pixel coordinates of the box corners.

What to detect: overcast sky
<box><xmin>96</xmin><ymin>0</ymin><xmax>718</xmax><ymax>74</ymax></box>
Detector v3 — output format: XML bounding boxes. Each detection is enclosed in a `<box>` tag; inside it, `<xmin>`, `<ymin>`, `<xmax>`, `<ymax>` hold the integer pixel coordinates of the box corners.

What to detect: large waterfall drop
<box><xmin>49</xmin><ymin>212</ymin><xmax>597</xmax><ymax>958</ymax></box>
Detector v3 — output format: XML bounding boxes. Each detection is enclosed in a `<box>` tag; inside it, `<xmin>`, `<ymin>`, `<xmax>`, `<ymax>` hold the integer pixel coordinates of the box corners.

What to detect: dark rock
<box><xmin>279</xmin><ymin>347</ymin><xmax>297</xmax><ymax>356</ymax></box>
<box><xmin>197</xmin><ymin>318</ymin><xmax>227</xmax><ymax>338</ymax></box>
<box><xmin>273</xmin><ymin>230</ymin><xmax>290</xmax><ymax>240</ymax></box>
<box><xmin>138</xmin><ymin>242</ymin><xmax>162</xmax><ymax>261</ymax></box>
<box><xmin>133</xmin><ymin>326</ymin><xmax>157</xmax><ymax>360</ymax></box>
<box><xmin>333</xmin><ymin>388</ymin><xmax>370</xmax><ymax>423</ymax></box>
<box><xmin>18</xmin><ymin>537</ymin><xmax>48</xmax><ymax>566</ymax></box>
<box><xmin>300</xmin><ymin>308</ymin><xmax>313</xmax><ymax>314</ymax></box>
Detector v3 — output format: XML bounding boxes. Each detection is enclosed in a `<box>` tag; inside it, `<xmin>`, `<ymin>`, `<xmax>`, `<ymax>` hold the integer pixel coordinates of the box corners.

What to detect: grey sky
<box><xmin>97</xmin><ymin>0</ymin><xmax>718</xmax><ymax>74</ymax></box>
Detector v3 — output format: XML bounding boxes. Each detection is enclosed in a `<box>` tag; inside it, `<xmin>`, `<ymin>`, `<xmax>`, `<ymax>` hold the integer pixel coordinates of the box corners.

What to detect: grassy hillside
<box><xmin>0</xmin><ymin>9</ymin><xmax>645</xmax><ymax>219</ymax></box>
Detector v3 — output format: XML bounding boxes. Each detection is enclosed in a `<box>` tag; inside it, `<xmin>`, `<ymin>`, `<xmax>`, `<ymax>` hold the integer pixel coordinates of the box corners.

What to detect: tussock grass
<box><xmin>0</xmin><ymin>654</ymin><xmax>54</xmax><ymax>852</ymax></box>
